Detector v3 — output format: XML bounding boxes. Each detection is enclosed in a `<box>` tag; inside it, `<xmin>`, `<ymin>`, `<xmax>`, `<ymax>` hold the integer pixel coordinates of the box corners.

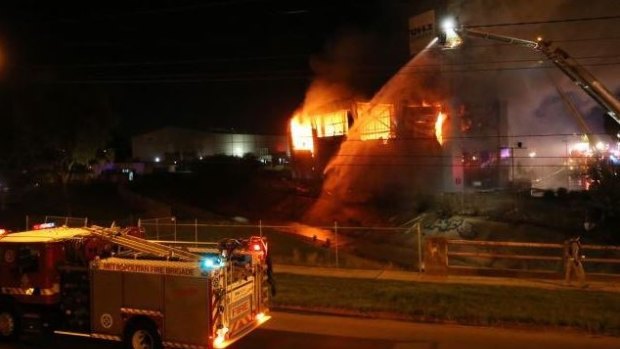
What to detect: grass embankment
<box><xmin>273</xmin><ymin>273</ymin><xmax>620</xmax><ymax>335</ymax></box>
<box><xmin>158</xmin><ymin>227</ymin><xmax>384</xmax><ymax>269</ymax></box>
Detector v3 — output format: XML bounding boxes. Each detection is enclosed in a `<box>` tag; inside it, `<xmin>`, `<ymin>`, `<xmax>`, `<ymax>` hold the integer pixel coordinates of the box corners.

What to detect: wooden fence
<box><xmin>424</xmin><ymin>238</ymin><xmax>620</xmax><ymax>280</ymax></box>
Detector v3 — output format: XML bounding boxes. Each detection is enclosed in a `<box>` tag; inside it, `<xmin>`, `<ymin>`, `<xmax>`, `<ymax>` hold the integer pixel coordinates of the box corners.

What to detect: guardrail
<box><xmin>424</xmin><ymin>238</ymin><xmax>620</xmax><ymax>280</ymax></box>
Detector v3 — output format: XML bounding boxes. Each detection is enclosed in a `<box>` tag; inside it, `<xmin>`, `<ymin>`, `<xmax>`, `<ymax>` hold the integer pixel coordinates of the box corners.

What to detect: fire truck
<box><xmin>0</xmin><ymin>225</ymin><xmax>272</xmax><ymax>349</ymax></box>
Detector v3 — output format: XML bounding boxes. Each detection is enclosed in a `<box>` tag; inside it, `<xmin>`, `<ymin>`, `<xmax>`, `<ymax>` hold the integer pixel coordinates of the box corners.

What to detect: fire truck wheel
<box><xmin>124</xmin><ymin>320</ymin><xmax>162</xmax><ymax>349</ymax></box>
<box><xmin>0</xmin><ymin>307</ymin><xmax>18</xmax><ymax>341</ymax></box>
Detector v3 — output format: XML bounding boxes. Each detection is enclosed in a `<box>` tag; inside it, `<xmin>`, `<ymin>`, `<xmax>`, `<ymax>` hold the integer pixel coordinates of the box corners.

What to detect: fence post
<box><xmin>562</xmin><ymin>240</ymin><xmax>569</xmax><ymax>280</ymax></box>
<box><xmin>173</xmin><ymin>217</ymin><xmax>177</xmax><ymax>241</ymax></box>
<box><xmin>424</xmin><ymin>237</ymin><xmax>449</xmax><ymax>275</ymax></box>
<box><xmin>334</xmin><ymin>221</ymin><xmax>339</xmax><ymax>268</ymax></box>
<box><xmin>84</xmin><ymin>217</ymin><xmax>88</xmax><ymax>227</ymax></box>
<box><xmin>417</xmin><ymin>222</ymin><xmax>423</xmax><ymax>272</ymax></box>
<box><xmin>137</xmin><ymin>218</ymin><xmax>142</xmax><ymax>228</ymax></box>
<box><xmin>194</xmin><ymin>218</ymin><xmax>198</xmax><ymax>245</ymax></box>
<box><xmin>25</xmin><ymin>215</ymin><xmax>29</xmax><ymax>230</ymax></box>
<box><xmin>65</xmin><ymin>216</ymin><xmax>69</xmax><ymax>226</ymax></box>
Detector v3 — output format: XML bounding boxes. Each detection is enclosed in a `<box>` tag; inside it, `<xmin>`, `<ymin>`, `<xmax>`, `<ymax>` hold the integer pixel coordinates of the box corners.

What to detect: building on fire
<box><xmin>287</xmin><ymin>6</ymin><xmax>511</xmax><ymax>196</ymax></box>
<box><xmin>288</xmin><ymin>98</ymin><xmax>509</xmax><ymax>194</ymax></box>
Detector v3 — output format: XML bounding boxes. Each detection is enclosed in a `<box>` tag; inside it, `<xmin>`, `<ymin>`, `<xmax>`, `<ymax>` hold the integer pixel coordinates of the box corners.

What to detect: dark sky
<box><xmin>0</xmin><ymin>1</ymin><xmax>439</xmax><ymax>137</ymax></box>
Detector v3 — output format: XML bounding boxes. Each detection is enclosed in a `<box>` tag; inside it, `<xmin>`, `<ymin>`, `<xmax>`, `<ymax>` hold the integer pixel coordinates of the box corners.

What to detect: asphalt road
<box><xmin>7</xmin><ymin>311</ymin><xmax>620</xmax><ymax>349</ymax></box>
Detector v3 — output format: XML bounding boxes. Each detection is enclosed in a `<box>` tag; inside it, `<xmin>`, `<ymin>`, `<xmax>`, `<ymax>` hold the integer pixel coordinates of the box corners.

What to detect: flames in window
<box><xmin>290</xmin><ymin>115</ymin><xmax>314</xmax><ymax>153</ymax></box>
<box><xmin>435</xmin><ymin>111</ymin><xmax>447</xmax><ymax>146</ymax></box>
<box><xmin>355</xmin><ymin>103</ymin><xmax>393</xmax><ymax>141</ymax></box>
<box><xmin>289</xmin><ymin>101</ymin><xmax>447</xmax><ymax>152</ymax></box>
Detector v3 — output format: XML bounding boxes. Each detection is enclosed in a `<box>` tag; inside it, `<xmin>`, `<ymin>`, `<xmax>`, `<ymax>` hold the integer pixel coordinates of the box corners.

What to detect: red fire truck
<box><xmin>0</xmin><ymin>225</ymin><xmax>272</xmax><ymax>349</ymax></box>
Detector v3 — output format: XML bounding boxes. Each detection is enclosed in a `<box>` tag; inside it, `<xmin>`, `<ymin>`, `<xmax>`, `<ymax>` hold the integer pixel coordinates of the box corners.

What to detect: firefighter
<box><xmin>564</xmin><ymin>236</ymin><xmax>587</xmax><ymax>287</ymax></box>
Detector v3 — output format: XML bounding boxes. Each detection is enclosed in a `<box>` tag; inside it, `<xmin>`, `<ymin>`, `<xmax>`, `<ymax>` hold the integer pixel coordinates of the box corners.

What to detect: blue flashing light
<box><xmin>201</xmin><ymin>255</ymin><xmax>223</xmax><ymax>271</ymax></box>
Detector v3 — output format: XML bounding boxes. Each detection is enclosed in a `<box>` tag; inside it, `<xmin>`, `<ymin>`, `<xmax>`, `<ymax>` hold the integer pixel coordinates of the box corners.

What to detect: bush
<box><xmin>556</xmin><ymin>187</ymin><xmax>568</xmax><ymax>200</ymax></box>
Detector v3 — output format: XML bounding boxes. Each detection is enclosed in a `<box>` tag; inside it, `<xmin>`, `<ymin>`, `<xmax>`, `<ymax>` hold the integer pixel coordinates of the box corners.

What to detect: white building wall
<box><xmin>132</xmin><ymin>127</ymin><xmax>289</xmax><ymax>162</ymax></box>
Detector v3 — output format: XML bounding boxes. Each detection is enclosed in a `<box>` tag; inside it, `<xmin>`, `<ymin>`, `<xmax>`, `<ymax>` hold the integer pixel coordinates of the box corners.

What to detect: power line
<box><xmin>387</xmin><ymin>61</ymin><xmax>620</xmax><ymax>76</ymax></box>
<box><xmin>44</xmin><ymin>53</ymin><xmax>620</xmax><ymax>82</ymax></box>
<box><xmin>330</xmin><ymin>154</ymin><xmax>608</xmax><ymax>160</ymax></box>
<box><xmin>13</xmin><ymin>0</ymin><xmax>266</xmax><ymax>25</ymax></box>
<box><xmin>48</xmin><ymin>61</ymin><xmax>620</xmax><ymax>84</ymax></box>
<box><xmin>323</xmin><ymin>163</ymin><xmax>592</xmax><ymax>168</ymax></box>
<box><xmin>321</xmin><ymin>132</ymin><xmax>615</xmax><ymax>142</ymax></box>
<box><xmin>28</xmin><ymin>54</ymin><xmax>310</xmax><ymax>69</ymax></box>
<box><xmin>390</xmin><ymin>54</ymin><xmax>620</xmax><ymax>69</ymax></box>
<box><xmin>31</xmin><ymin>52</ymin><xmax>620</xmax><ymax>71</ymax></box>
<box><xmin>467</xmin><ymin>15</ymin><xmax>620</xmax><ymax>28</ymax></box>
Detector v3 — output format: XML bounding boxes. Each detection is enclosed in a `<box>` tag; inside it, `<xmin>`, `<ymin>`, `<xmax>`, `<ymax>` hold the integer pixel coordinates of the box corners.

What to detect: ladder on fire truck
<box><xmin>85</xmin><ymin>225</ymin><xmax>201</xmax><ymax>261</ymax></box>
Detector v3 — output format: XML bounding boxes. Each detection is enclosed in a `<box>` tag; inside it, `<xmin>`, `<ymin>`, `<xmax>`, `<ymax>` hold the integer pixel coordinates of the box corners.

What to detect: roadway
<box><xmin>9</xmin><ymin>311</ymin><xmax>620</xmax><ymax>349</ymax></box>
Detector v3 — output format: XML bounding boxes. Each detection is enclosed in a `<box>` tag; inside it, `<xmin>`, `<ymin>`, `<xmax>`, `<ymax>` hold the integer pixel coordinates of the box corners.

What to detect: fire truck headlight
<box><xmin>213</xmin><ymin>326</ymin><xmax>229</xmax><ymax>348</ymax></box>
<box><xmin>256</xmin><ymin>312</ymin><xmax>271</xmax><ymax>324</ymax></box>
<box><xmin>213</xmin><ymin>336</ymin><xmax>225</xmax><ymax>348</ymax></box>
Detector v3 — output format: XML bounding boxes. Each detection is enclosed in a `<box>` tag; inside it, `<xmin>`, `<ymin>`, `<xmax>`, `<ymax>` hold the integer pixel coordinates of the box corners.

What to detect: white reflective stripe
<box><xmin>54</xmin><ymin>330</ymin><xmax>92</xmax><ymax>338</ymax></box>
<box><xmin>55</xmin><ymin>331</ymin><xmax>122</xmax><ymax>342</ymax></box>
<box><xmin>162</xmin><ymin>341</ymin><xmax>206</xmax><ymax>349</ymax></box>
<box><xmin>229</xmin><ymin>314</ymin><xmax>254</xmax><ymax>333</ymax></box>
<box><xmin>120</xmin><ymin>307</ymin><xmax>164</xmax><ymax>317</ymax></box>
<box><xmin>91</xmin><ymin>333</ymin><xmax>122</xmax><ymax>341</ymax></box>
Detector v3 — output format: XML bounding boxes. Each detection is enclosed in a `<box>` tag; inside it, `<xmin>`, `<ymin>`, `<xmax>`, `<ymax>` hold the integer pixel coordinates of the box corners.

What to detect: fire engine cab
<box><xmin>0</xmin><ymin>225</ymin><xmax>272</xmax><ymax>349</ymax></box>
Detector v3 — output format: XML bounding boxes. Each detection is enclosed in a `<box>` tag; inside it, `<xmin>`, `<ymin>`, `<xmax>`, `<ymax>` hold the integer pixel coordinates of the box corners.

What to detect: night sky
<box><xmin>2</xmin><ymin>0</ymin><xmax>618</xmax><ymax>166</ymax></box>
<box><xmin>0</xmin><ymin>1</ymin><xmax>432</xmax><ymax>139</ymax></box>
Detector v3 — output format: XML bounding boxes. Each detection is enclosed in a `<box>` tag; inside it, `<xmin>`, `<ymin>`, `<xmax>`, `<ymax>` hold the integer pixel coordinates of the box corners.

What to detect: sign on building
<box><xmin>409</xmin><ymin>10</ymin><xmax>436</xmax><ymax>56</ymax></box>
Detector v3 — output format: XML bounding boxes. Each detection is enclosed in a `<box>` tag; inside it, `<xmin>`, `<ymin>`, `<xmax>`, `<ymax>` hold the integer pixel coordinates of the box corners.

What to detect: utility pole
<box><xmin>511</xmin><ymin>146</ymin><xmax>515</xmax><ymax>183</ymax></box>
<box><xmin>511</xmin><ymin>142</ymin><xmax>526</xmax><ymax>183</ymax></box>
<box><xmin>334</xmin><ymin>221</ymin><xmax>339</xmax><ymax>268</ymax></box>
<box><xmin>417</xmin><ymin>222</ymin><xmax>423</xmax><ymax>273</ymax></box>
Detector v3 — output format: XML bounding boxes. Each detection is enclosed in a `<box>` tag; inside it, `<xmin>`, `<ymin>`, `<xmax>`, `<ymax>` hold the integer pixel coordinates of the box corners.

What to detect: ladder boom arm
<box><xmin>542</xmin><ymin>47</ymin><xmax>620</xmax><ymax>125</ymax></box>
<box><xmin>86</xmin><ymin>225</ymin><xmax>201</xmax><ymax>261</ymax></box>
<box><xmin>456</xmin><ymin>27</ymin><xmax>620</xmax><ymax>126</ymax></box>
<box><xmin>460</xmin><ymin>28</ymin><xmax>540</xmax><ymax>49</ymax></box>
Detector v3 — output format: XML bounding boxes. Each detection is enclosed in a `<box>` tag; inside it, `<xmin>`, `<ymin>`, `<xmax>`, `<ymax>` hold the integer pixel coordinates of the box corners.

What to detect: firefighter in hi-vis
<box><xmin>564</xmin><ymin>236</ymin><xmax>587</xmax><ymax>287</ymax></box>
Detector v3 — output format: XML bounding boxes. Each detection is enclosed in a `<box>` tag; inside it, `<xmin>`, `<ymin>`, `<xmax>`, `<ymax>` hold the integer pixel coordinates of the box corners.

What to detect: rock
<box><xmin>457</xmin><ymin>220</ymin><xmax>476</xmax><ymax>239</ymax></box>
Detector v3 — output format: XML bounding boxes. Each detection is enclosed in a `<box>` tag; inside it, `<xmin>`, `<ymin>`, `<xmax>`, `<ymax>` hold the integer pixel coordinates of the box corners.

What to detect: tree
<box><xmin>8</xmin><ymin>85</ymin><xmax>118</xmax><ymax>183</ymax></box>
<box><xmin>587</xmin><ymin>159</ymin><xmax>620</xmax><ymax>240</ymax></box>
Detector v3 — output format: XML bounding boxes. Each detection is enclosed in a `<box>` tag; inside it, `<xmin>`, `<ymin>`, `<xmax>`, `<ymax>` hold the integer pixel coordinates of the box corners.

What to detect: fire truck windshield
<box><xmin>18</xmin><ymin>246</ymin><xmax>40</xmax><ymax>273</ymax></box>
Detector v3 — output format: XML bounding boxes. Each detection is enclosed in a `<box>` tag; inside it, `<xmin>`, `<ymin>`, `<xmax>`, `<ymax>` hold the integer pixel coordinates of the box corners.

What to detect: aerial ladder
<box><xmin>439</xmin><ymin>20</ymin><xmax>620</xmax><ymax>128</ymax></box>
<box><xmin>85</xmin><ymin>225</ymin><xmax>201</xmax><ymax>261</ymax></box>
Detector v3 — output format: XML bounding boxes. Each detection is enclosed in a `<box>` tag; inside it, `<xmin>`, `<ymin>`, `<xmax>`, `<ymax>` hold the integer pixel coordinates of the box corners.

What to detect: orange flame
<box><xmin>435</xmin><ymin>111</ymin><xmax>446</xmax><ymax>145</ymax></box>
<box><xmin>356</xmin><ymin>103</ymin><xmax>392</xmax><ymax>141</ymax></box>
<box><xmin>315</xmin><ymin>110</ymin><xmax>348</xmax><ymax>138</ymax></box>
<box><xmin>290</xmin><ymin>115</ymin><xmax>314</xmax><ymax>154</ymax></box>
